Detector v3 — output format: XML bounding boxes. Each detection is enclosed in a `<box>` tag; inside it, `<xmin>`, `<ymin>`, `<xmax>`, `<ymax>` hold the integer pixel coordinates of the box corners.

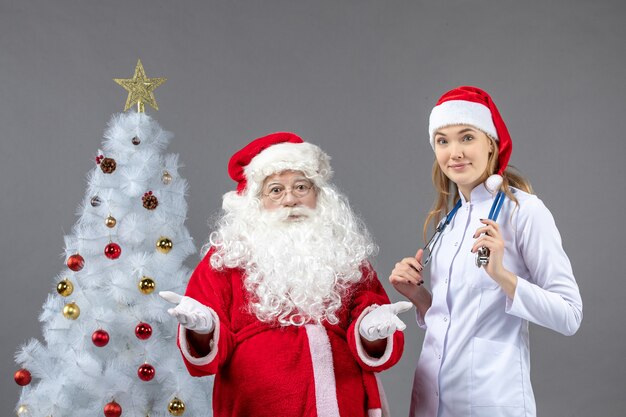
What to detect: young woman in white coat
<box><xmin>390</xmin><ymin>86</ymin><xmax>583</xmax><ymax>417</ymax></box>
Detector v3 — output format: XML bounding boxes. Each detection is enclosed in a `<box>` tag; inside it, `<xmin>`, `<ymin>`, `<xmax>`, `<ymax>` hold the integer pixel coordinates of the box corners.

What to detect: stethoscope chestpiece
<box><xmin>476</xmin><ymin>247</ymin><xmax>490</xmax><ymax>268</ymax></box>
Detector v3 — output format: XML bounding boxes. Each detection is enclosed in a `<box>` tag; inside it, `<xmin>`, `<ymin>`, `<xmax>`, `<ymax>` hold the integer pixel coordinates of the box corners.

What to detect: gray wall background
<box><xmin>1</xmin><ymin>1</ymin><xmax>624</xmax><ymax>416</ymax></box>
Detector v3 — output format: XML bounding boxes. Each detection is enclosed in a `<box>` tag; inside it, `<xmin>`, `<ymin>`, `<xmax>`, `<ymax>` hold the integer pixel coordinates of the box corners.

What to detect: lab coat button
<box><xmin>443</xmin><ymin>316</ymin><xmax>448</xmax><ymax>322</ymax></box>
<box><xmin>453</xmin><ymin>242</ymin><xmax>458</xmax><ymax>247</ymax></box>
<box><xmin>435</xmin><ymin>391</ymin><xmax>439</xmax><ymax>397</ymax></box>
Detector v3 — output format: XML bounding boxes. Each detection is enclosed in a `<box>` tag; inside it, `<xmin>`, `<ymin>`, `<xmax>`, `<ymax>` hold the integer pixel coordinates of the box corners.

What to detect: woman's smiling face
<box><xmin>434</xmin><ymin>125</ymin><xmax>494</xmax><ymax>198</ymax></box>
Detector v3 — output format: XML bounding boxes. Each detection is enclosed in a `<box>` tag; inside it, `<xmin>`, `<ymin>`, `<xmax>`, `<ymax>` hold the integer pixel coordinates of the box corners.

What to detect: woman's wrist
<box><xmin>493</xmin><ymin>269</ymin><xmax>518</xmax><ymax>299</ymax></box>
<box><xmin>409</xmin><ymin>290</ymin><xmax>432</xmax><ymax>318</ymax></box>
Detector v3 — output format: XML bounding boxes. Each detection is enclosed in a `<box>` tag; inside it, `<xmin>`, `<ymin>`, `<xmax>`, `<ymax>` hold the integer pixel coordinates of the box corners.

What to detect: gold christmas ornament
<box><xmin>138</xmin><ymin>277</ymin><xmax>156</xmax><ymax>294</ymax></box>
<box><xmin>156</xmin><ymin>237</ymin><xmax>173</xmax><ymax>254</ymax></box>
<box><xmin>62</xmin><ymin>302</ymin><xmax>80</xmax><ymax>320</ymax></box>
<box><xmin>56</xmin><ymin>279</ymin><xmax>74</xmax><ymax>297</ymax></box>
<box><xmin>114</xmin><ymin>59</ymin><xmax>167</xmax><ymax>113</ymax></box>
<box><xmin>168</xmin><ymin>397</ymin><xmax>186</xmax><ymax>416</ymax></box>
<box><xmin>162</xmin><ymin>170</ymin><xmax>173</xmax><ymax>185</ymax></box>
<box><xmin>16</xmin><ymin>404</ymin><xmax>30</xmax><ymax>416</ymax></box>
<box><xmin>105</xmin><ymin>215</ymin><xmax>117</xmax><ymax>228</ymax></box>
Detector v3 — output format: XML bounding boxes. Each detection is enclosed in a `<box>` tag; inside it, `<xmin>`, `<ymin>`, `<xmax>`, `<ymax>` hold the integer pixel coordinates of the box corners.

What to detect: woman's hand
<box><xmin>389</xmin><ymin>249</ymin><xmax>433</xmax><ymax>318</ymax></box>
<box><xmin>471</xmin><ymin>219</ymin><xmax>518</xmax><ymax>298</ymax></box>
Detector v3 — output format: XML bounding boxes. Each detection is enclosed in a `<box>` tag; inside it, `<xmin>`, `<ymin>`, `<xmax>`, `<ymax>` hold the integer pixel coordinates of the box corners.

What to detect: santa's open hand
<box><xmin>159</xmin><ymin>291</ymin><xmax>215</xmax><ymax>334</ymax></box>
<box><xmin>359</xmin><ymin>301</ymin><xmax>414</xmax><ymax>341</ymax></box>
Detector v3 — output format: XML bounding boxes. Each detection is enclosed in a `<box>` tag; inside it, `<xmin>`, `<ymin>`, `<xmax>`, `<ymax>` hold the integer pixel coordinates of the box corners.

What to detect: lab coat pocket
<box><xmin>470</xmin><ymin>337</ymin><xmax>524</xmax><ymax>410</ymax></box>
<box><xmin>466</xmin><ymin>256</ymin><xmax>499</xmax><ymax>289</ymax></box>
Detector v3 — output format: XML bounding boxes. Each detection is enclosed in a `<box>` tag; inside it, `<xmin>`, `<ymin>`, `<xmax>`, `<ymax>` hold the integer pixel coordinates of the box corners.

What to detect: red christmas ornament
<box><xmin>104</xmin><ymin>400</ymin><xmax>122</xmax><ymax>417</ymax></box>
<box><xmin>92</xmin><ymin>329</ymin><xmax>110</xmax><ymax>347</ymax></box>
<box><xmin>135</xmin><ymin>322</ymin><xmax>153</xmax><ymax>340</ymax></box>
<box><xmin>67</xmin><ymin>254</ymin><xmax>85</xmax><ymax>271</ymax></box>
<box><xmin>104</xmin><ymin>242</ymin><xmax>122</xmax><ymax>260</ymax></box>
<box><xmin>14</xmin><ymin>369</ymin><xmax>32</xmax><ymax>386</ymax></box>
<box><xmin>137</xmin><ymin>363</ymin><xmax>155</xmax><ymax>381</ymax></box>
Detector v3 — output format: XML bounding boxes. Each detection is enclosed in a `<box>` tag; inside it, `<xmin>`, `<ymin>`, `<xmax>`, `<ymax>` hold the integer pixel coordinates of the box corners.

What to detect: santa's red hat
<box><xmin>228</xmin><ymin>132</ymin><xmax>332</xmax><ymax>195</ymax></box>
<box><xmin>428</xmin><ymin>86</ymin><xmax>512</xmax><ymax>192</ymax></box>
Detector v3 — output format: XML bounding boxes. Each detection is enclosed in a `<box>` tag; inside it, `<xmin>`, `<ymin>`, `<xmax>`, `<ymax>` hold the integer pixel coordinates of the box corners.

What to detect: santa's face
<box><xmin>210</xmin><ymin>182</ymin><xmax>376</xmax><ymax>326</ymax></box>
<box><xmin>260</xmin><ymin>170</ymin><xmax>317</xmax><ymax>220</ymax></box>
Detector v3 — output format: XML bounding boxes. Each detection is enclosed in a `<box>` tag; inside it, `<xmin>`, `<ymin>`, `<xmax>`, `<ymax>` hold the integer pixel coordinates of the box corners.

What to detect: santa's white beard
<box><xmin>207</xmin><ymin>187</ymin><xmax>377</xmax><ymax>326</ymax></box>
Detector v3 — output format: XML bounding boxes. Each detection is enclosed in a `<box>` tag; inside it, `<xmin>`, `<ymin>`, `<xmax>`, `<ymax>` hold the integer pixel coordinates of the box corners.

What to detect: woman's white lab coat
<box><xmin>410</xmin><ymin>185</ymin><xmax>582</xmax><ymax>417</ymax></box>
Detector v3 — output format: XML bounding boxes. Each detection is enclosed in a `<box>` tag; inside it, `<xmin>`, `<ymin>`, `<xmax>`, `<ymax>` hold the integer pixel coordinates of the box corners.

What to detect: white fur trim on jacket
<box><xmin>244</xmin><ymin>142</ymin><xmax>333</xmax><ymax>189</ymax></box>
<box><xmin>429</xmin><ymin>100</ymin><xmax>498</xmax><ymax>148</ymax></box>
<box><xmin>178</xmin><ymin>307</ymin><xmax>220</xmax><ymax>366</ymax></box>
<box><xmin>304</xmin><ymin>324</ymin><xmax>341</xmax><ymax>417</ymax></box>
<box><xmin>354</xmin><ymin>305</ymin><xmax>395</xmax><ymax>367</ymax></box>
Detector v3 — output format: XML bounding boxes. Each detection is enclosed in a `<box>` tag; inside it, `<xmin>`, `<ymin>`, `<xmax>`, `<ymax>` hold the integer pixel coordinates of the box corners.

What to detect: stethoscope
<box><xmin>423</xmin><ymin>190</ymin><xmax>505</xmax><ymax>267</ymax></box>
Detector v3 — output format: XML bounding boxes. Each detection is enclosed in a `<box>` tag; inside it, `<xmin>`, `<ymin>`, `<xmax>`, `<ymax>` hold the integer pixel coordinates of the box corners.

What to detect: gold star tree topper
<box><xmin>114</xmin><ymin>59</ymin><xmax>166</xmax><ymax>112</ymax></box>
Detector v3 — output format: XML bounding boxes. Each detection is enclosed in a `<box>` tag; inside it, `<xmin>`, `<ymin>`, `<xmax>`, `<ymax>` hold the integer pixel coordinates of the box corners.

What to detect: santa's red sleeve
<box><xmin>176</xmin><ymin>249</ymin><xmax>236</xmax><ymax>377</ymax></box>
<box><xmin>346</xmin><ymin>264</ymin><xmax>405</xmax><ymax>373</ymax></box>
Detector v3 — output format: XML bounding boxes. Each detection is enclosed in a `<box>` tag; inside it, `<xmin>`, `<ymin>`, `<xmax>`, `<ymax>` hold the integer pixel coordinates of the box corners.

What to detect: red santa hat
<box><xmin>428</xmin><ymin>86</ymin><xmax>512</xmax><ymax>193</ymax></box>
<box><xmin>228</xmin><ymin>132</ymin><xmax>332</xmax><ymax>195</ymax></box>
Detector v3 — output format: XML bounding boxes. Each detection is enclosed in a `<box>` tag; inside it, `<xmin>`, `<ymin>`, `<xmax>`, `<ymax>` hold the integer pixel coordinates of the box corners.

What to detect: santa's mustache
<box><xmin>262</xmin><ymin>206</ymin><xmax>317</xmax><ymax>222</ymax></box>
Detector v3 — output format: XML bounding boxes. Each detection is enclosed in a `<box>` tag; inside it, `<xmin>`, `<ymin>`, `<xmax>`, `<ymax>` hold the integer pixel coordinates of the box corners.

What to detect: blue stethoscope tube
<box><xmin>423</xmin><ymin>190</ymin><xmax>505</xmax><ymax>267</ymax></box>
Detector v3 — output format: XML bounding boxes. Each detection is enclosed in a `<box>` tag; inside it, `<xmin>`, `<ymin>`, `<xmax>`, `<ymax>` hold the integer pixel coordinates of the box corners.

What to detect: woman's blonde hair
<box><xmin>423</xmin><ymin>135</ymin><xmax>533</xmax><ymax>242</ymax></box>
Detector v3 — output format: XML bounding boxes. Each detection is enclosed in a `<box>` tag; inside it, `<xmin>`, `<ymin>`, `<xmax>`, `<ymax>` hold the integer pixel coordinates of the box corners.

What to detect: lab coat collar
<box><xmin>458</xmin><ymin>182</ymin><xmax>495</xmax><ymax>205</ymax></box>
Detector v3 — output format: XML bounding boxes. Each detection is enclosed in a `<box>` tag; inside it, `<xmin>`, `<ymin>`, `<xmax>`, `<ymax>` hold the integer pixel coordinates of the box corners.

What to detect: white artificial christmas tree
<box><xmin>13</xmin><ymin>61</ymin><xmax>212</xmax><ymax>417</ymax></box>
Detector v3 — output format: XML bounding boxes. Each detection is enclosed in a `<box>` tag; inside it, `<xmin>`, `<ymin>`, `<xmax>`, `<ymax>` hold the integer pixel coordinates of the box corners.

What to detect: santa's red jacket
<box><xmin>177</xmin><ymin>249</ymin><xmax>404</xmax><ymax>417</ymax></box>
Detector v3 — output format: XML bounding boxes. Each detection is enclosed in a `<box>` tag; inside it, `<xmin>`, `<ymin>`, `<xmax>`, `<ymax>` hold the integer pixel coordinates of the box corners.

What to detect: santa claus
<box><xmin>161</xmin><ymin>132</ymin><xmax>411</xmax><ymax>417</ymax></box>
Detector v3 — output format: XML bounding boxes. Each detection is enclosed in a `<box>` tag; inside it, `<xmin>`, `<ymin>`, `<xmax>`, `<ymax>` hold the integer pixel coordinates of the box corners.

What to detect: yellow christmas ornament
<box><xmin>162</xmin><ymin>170</ymin><xmax>173</xmax><ymax>185</ymax></box>
<box><xmin>156</xmin><ymin>237</ymin><xmax>173</xmax><ymax>254</ymax></box>
<box><xmin>62</xmin><ymin>302</ymin><xmax>80</xmax><ymax>320</ymax></box>
<box><xmin>105</xmin><ymin>215</ymin><xmax>117</xmax><ymax>228</ymax></box>
<box><xmin>56</xmin><ymin>279</ymin><xmax>74</xmax><ymax>297</ymax></box>
<box><xmin>114</xmin><ymin>59</ymin><xmax>166</xmax><ymax>113</ymax></box>
<box><xmin>138</xmin><ymin>277</ymin><xmax>156</xmax><ymax>294</ymax></box>
<box><xmin>168</xmin><ymin>397</ymin><xmax>186</xmax><ymax>416</ymax></box>
<box><xmin>16</xmin><ymin>404</ymin><xmax>30</xmax><ymax>416</ymax></box>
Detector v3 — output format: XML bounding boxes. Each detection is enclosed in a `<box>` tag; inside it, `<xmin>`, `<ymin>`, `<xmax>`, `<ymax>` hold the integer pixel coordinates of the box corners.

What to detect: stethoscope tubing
<box><xmin>423</xmin><ymin>190</ymin><xmax>505</xmax><ymax>266</ymax></box>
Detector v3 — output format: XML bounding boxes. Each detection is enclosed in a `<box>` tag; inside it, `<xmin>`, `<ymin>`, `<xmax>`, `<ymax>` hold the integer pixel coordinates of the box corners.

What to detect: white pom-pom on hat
<box><xmin>485</xmin><ymin>174</ymin><xmax>503</xmax><ymax>194</ymax></box>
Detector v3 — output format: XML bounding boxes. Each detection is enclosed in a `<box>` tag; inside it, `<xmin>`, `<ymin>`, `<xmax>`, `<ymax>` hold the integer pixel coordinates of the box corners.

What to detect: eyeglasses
<box><xmin>262</xmin><ymin>181</ymin><xmax>315</xmax><ymax>202</ymax></box>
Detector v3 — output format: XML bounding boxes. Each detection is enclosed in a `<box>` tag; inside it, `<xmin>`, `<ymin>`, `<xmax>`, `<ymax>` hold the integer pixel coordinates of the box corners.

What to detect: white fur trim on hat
<box><xmin>429</xmin><ymin>100</ymin><xmax>498</xmax><ymax>148</ymax></box>
<box><xmin>244</xmin><ymin>142</ymin><xmax>333</xmax><ymax>191</ymax></box>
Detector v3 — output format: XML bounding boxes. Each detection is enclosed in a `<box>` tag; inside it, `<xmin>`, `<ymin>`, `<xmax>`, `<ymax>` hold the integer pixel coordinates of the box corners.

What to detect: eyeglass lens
<box><xmin>265</xmin><ymin>182</ymin><xmax>313</xmax><ymax>201</ymax></box>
